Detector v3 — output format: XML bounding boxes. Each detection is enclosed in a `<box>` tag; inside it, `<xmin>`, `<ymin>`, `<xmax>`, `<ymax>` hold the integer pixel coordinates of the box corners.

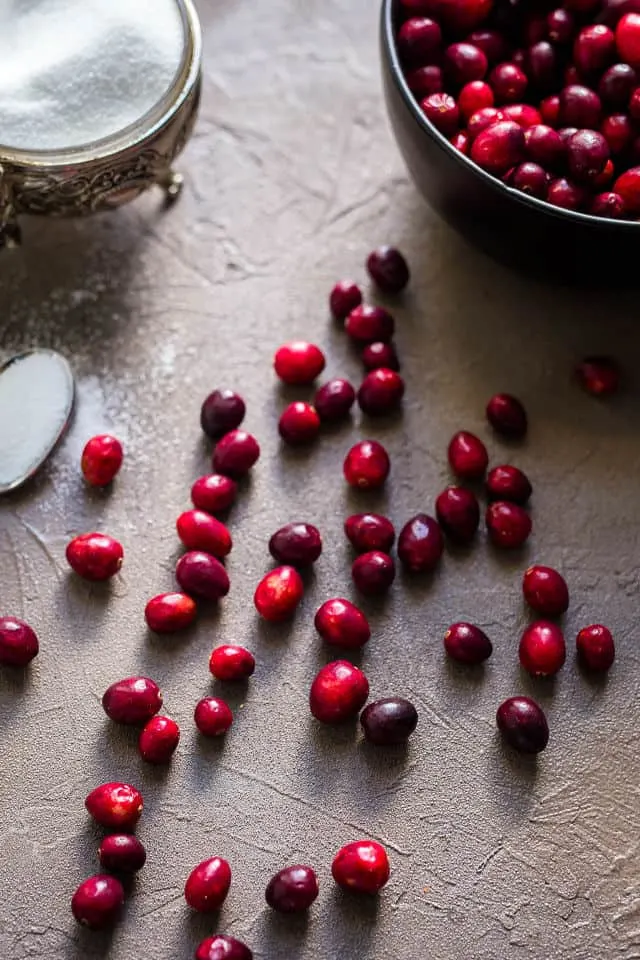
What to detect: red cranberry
<box><xmin>343</xmin><ymin>440</ymin><xmax>390</xmax><ymax>489</ymax></box>
<box><xmin>547</xmin><ymin>177</ymin><xmax>587</xmax><ymax>209</ymax></box>
<box><xmin>471</xmin><ymin>120</ymin><xmax>526</xmax><ymax>173</ymax></box>
<box><xmin>71</xmin><ymin>875</ymin><xmax>124</xmax><ymax>929</ymax></box>
<box><xmin>102</xmin><ymin>676</ymin><xmax>162</xmax><ymax>725</ymax></box>
<box><xmin>210</xmin><ymin>644</ymin><xmax>256</xmax><ymax>680</ymax></box>
<box><xmin>314</xmin><ymin>598</ymin><xmax>371</xmax><ymax>648</ymax></box>
<box><xmin>467</xmin><ymin>107</ymin><xmax>506</xmax><ymax>139</ymax></box>
<box><xmin>435</xmin><ymin>487</ymin><xmax>480</xmax><ymax>543</ymax></box>
<box><xmin>444</xmin><ymin>42</ymin><xmax>488</xmax><ymax>84</ymax></box>
<box><xmin>345</xmin><ymin>513</ymin><xmax>395</xmax><ymax>553</ymax></box>
<box><xmin>576</xmin><ymin>356</ymin><xmax>620</xmax><ymax>395</ymax></box>
<box><xmin>466</xmin><ymin>30</ymin><xmax>508</xmax><ymax>64</ymax></box>
<box><xmin>330</xmin><ymin>280</ymin><xmax>362</xmax><ymax>321</ymax></box>
<box><xmin>486</xmin><ymin>501</ymin><xmax>532</xmax><ymax>547</ymax></box>
<box><xmin>398</xmin><ymin>17</ymin><xmax>442</xmax><ymax>67</ymax></box>
<box><xmin>613</xmin><ymin>165</ymin><xmax>640</xmax><ymax>211</ymax></box>
<box><xmin>194</xmin><ymin>697</ymin><xmax>233</xmax><ymax>737</ymax></box>
<box><xmin>398</xmin><ymin>514</ymin><xmax>444</xmax><ymax>572</ymax></box>
<box><xmin>421</xmin><ymin>92</ymin><xmax>460</xmax><ymax>135</ymax></box>
<box><xmin>576</xmin><ymin>624</ymin><xmax>615</xmax><ymax>671</ymax></box>
<box><xmin>496</xmin><ymin>696</ymin><xmax>549</xmax><ymax>753</ymax></box>
<box><xmin>212</xmin><ymin>430</ymin><xmax>260</xmax><ymax>478</ymax></box>
<box><xmin>66</xmin><ymin>532</ymin><xmax>123</xmax><ymax>581</ymax></box>
<box><xmin>526</xmin><ymin>43</ymin><xmax>558</xmax><ymax>92</ymax></box>
<box><xmin>145</xmin><ymin>592</ymin><xmax>197</xmax><ymax>633</ymax></box>
<box><xmin>407</xmin><ymin>64</ymin><xmax>444</xmax><ymax>97</ymax></box>
<box><xmin>265</xmin><ymin>865</ymin><xmax>319</xmax><ymax>913</ymax></box>
<box><xmin>274</xmin><ymin>342</ymin><xmax>325</xmax><ymax>386</ymax></box>
<box><xmin>559</xmin><ymin>85</ymin><xmax>601</xmax><ymax>127</ymax></box>
<box><xmin>185</xmin><ymin>857</ymin><xmax>232</xmax><ymax>912</ymax></box>
<box><xmin>357</xmin><ymin>368</ymin><xmax>405</xmax><ymax>416</ymax></box>
<box><xmin>489</xmin><ymin>63</ymin><xmax>528</xmax><ymax>103</ymax></box>
<box><xmin>450</xmin><ymin>130</ymin><xmax>470</xmax><ymax>152</ymax></box>
<box><xmin>269</xmin><ymin>522</ymin><xmax>322</xmax><ymax>566</ymax></box>
<box><xmin>279</xmin><ymin>402</ymin><xmax>321</xmax><ymax>445</ymax></box>
<box><xmin>139</xmin><ymin>715</ymin><xmax>180</xmax><ymax>763</ymax></box>
<box><xmin>352</xmin><ymin>551</ymin><xmax>396</xmax><ymax>595</ymax></box>
<box><xmin>191</xmin><ymin>474</ymin><xmax>238</xmax><ymax>514</ymax></box>
<box><xmin>630</xmin><ymin>87</ymin><xmax>640</xmax><ymax>118</ymax></box>
<box><xmin>254</xmin><ymin>566</ymin><xmax>304</xmax><ymax>621</ymax></box>
<box><xmin>345</xmin><ymin>304</ymin><xmax>395</xmax><ymax>343</ymax></box>
<box><xmin>574</xmin><ymin>25</ymin><xmax>616</xmax><ymax>74</ymax></box>
<box><xmin>444</xmin><ymin>622</ymin><xmax>492</xmax><ymax>664</ymax></box>
<box><xmin>440</xmin><ymin>0</ymin><xmax>493</xmax><ymax>32</ymax></box>
<box><xmin>314</xmin><ymin>379</ymin><xmax>356</xmax><ymax>421</ymax></box>
<box><xmin>601</xmin><ymin>113</ymin><xmax>631</xmax><ymax>153</ymax></box>
<box><xmin>590</xmin><ymin>190</ymin><xmax>625</xmax><ymax>215</ymax></box>
<box><xmin>362</xmin><ymin>341</ymin><xmax>400</xmax><ymax>371</ymax></box>
<box><xmin>486</xmin><ymin>392</ymin><xmax>527</xmax><ymax>437</ymax></box>
<box><xmin>540</xmin><ymin>94</ymin><xmax>561</xmax><ymax>126</ymax></box>
<box><xmin>458</xmin><ymin>81</ymin><xmax>494</xmax><ymax>119</ymax></box>
<box><xmin>523</xmin><ymin>565</ymin><xmax>569</xmax><ymax>616</ymax></box>
<box><xmin>566</xmin><ymin>129</ymin><xmax>610</xmax><ymax>182</ymax></box>
<box><xmin>310</xmin><ymin>661</ymin><xmax>369</xmax><ymax>723</ymax></box>
<box><xmin>511</xmin><ymin>162</ymin><xmax>549</xmax><ymax>198</ymax></box>
<box><xmin>486</xmin><ymin>464</ymin><xmax>532</xmax><ymax>504</ymax></box>
<box><xmin>200</xmin><ymin>390</ymin><xmax>246</xmax><ymax>440</ymax></box>
<box><xmin>195</xmin><ymin>936</ymin><xmax>253</xmax><ymax>960</ymax></box>
<box><xmin>448</xmin><ymin>430</ymin><xmax>488</xmax><ymax>479</ymax></box>
<box><xmin>99</xmin><ymin>834</ymin><xmax>147</xmax><ymax>873</ymax></box>
<box><xmin>176</xmin><ymin>552</ymin><xmax>230</xmax><ymax>601</ymax></box>
<box><xmin>360</xmin><ymin>697</ymin><xmax>418</xmax><ymax>745</ymax></box>
<box><xmin>366</xmin><ymin>246</ymin><xmax>410</xmax><ymax>294</ymax></box>
<box><xmin>615</xmin><ymin>11</ymin><xmax>640</xmax><ymax>64</ymax></box>
<box><xmin>503</xmin><ymin>103</ymin><xmax>542</xmax><ymax>128</ymax></box>
<box><xmin>177</xmin><ymin>510</ymin><xmax>232</xmax><ymax>558</ymax></box>
<box><xmin>0</xmin><ymin>616</ymin><xmax>38</xmax><ymax>666</ymax></box>
<box><xmin>519</xmin><ymin>620</ymin><xmax>566</xmax><ymax>676</ymax></box>
<box><xmin>547</xmin><ymin>8</ymin><xmax>575</xmax><ymax>43</ymax></box>
<box><xmin>331</xmin><ymin>841</ymin><xmax>390</xmax><ymax>894</ymax></box>
<box><xmin>598</xmin><ymin>62</ymin><xmax>637</xmax><ymax>104</ymax></box>
<box><xmin>85</xmin><ymin>782</ymin><xmax>143</xmax><ymax>831</ymax></box>
<box><xmin>81</xmin><ymin>434</ymin><xmax>123</xmax><ymax>486</ymax></box>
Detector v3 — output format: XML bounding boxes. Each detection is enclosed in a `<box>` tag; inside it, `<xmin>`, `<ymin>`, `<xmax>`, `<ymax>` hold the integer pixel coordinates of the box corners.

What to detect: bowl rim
<box><xmin>381</xmin><ymin>0</ymin><xmax>640</xmax><ymax>232</ymax></box>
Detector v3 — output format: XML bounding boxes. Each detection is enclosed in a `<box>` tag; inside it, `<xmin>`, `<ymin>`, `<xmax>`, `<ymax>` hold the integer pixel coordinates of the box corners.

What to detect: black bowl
<box><xmin>380</xmin><ymin>0</ymin><xmax>640</xmax><ymax>284</ymax></box>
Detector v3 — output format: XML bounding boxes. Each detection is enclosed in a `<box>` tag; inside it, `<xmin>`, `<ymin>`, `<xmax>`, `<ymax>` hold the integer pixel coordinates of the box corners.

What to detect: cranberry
<box><xmin>511</xmin><ymin>162</ymin><xmax>549</xmax><ymax>198</ymax></box>
<box><xmin>547</xmin><ymin>8</ymin><xmax>575</xmax><ymax>44</ymax></box>
<box><xmin>139</xmin><ymin>715</ymin><xmax>180</xmax><ymax>763</ymax></box>
<box><xmin>566</xmin><ymin>129</ymin><xmax>610</xmax><ymax>182</ymax></box>
<box><xmin>468</xmin><ymin>108</ymin><xmax>507</xmax><ymax>141</ymax></box>
<box><xmin>397</xmin><ymin>514</ymin><xmax>444</xmax><ymax>572</ymax></box>
<box><xmin>314</xmin><ymin>598</ymin><xmax>371</xmax><ymax>648</ymax></box>
<box><xmin>573</xmin><ymin>25</ymin><xmax>616</xmax><ymax>75</ymax></box>
<box><xmin>440</xmin><ymin>0</ymin><xmax>493</xmax><ymax>32</ymax></box>
<box><xmin>407</xmin><ymin>64</ymin><xmax>444</xmax><ymax>97</ymax></box>
<box><xmin>352</xmin><ymin>551</ymin><xmax>396</xmax><ymax>595</ymax></box>
<box><xmin>489</xmin><ymin>63</ymin><xmax>528</xmax><ymax>103</ymax></box>
<box><xmin>576</xmin><ymin>624</ymin><xmax>615</xmax><ymax>671</ymax></box>
<box><xmin>444</xmin><ymin>43</ymin><xmax>488</xmax><ymax>85</ymax></box>
<box><xmin>615</xmin><ymin>11</ymin><xmax>640</xmax><ymax>64</ymax></box>
<box><xmin>458</xmin><ymin>81</ymin><xmax>494</xmax><ymax>119</ymax></box>
<box><xmin>195</xmin><ymin>936</ymin><xmax>253</xmax><ymax>960</ymax></box>
<box><xmin>265</xmin><ymin>865</ymin><xmax>319</xmax><ymax>913</ymax></box>
<box><xmin>212</xmin><ymin>430</ymin><xmax>260</xmax><ymax>478</ymax></box>
<box><xmin>0</xmin><ymin>616</ymin><xmax>38</xmax><ymax>666</ymax></box>
<box><xmin>448</xmin><ymin>430</ymin><xmax>488</xmax><ymax>479</ymax></box>
<box><xmin>486</xmin><ymin>464</ymin><xmax>532</xmax><ymax>504</ymax></box>
<box><xmin>593</xmin><ymin>157</ymin><xmax>615</xmax><ymax>186</ymax></box>
<box><xmin>575</xmin><ymin>356</ymin><xmax>620</xmax><ymax>395</ymax></box>
<box><xmin>470</xmin><ymin>120</ymin><xmax>526</xmax><ymax>173</ymax></box>
<box><xmin>185</xmin><ymin>857</ymin><xmax>232</xmax><ymax>913</ymax></box>
<box><xmin>85</xmin><ymin>782</ymin><xmax>143</xmax><ymax>831</ymax></box>
<box><xmin>330</xmin><ymin>280</ymin><xmax>362</xmax><ymax>321</ymax></box>
<box><xmin>503</xmin><ymin>103</ymin><xmax>542</xmax><ymax>128</ymax></box>
<box><xmin>331</xmin><ymin>841</ymin><xmax>390</xmax><ymax>894</ymax></box>
<box><xmin>191</xmin><ymin>474</ymin><xmax>238</xmax><ymax>514</ymax></box>
<box><xmin>99</xmin><ymin>834</ymin><xmax>147</xmax><ymax>873</ymax></box>
<box><xmin>362</xmin><ymin>341</ymin><xmax>400</xmax><ymax>372</ymax></box>
<box><xmin>444</xmin><ymin>622</ymin><xmax>492</xmax><ymax>664</ymax></box>
<box><xmin>398</xmin><ymin>18</ymin><xmax>442</xmax><ymax>68</ymax></box>
<box><xmin>451</xmin><ymin>130</ymin><xmax>470</xmax><ymax>152</ymax></box>
<box><xmin>496</xmin><ymin>696</ymin><xmax>549</xmax><ymax>753</ymax></box>
<box><xmin>71</xmin><ymin>875</ymin><xmax>124</xmax><ymax>929</ymax></box>
<box><xmin>357</xmin><ymin>368</ymin><xmax>405</xmax><ymax>416</ymax></box>
<box><xmin>540</xmin><ymin>94</ymin><xmax>561</xmax><ymax>126</ymax></box>
<box><xmin>559</xmin><ymin>85</ymin><xmax>601</xmax><ymax>127</ymax></box>
<box><xmin>598</xmin><ymin>63</ymin><xmax>637</xmax><ymax>105</ymax></box>
<box><xmin>465</xmin><ymin>30</ymin><xmax>506</xmax><ymax>63</ymax></box>
<box><xmin>630</xmin><ymin>87</ymin><xmax>640</xmax><ymax>118</ymax></box>
<box><xmin>345</xmin><ymin>304</ymin><xmax>395</xmax><ymax>343</ymax></box>
<box><xmin>601</xmin><ymin>113</ymin><xmax>631</xmax><ymax>153</ymax></box>
<box><xmin>278</xmin><ymin>402</ymin><xmax>321</xmax><ymax>445</ymax></box>
<box><xmin>269</xmin><ymin>522</ymin><xmax>322</xmax><ymax>566</ymax></box>
<box><xmin>486</xmin><ymin>501</ymin><xmax>532</xmax><ymax>548</ymax></box>
<box><xmin>345</xmin><ymin>513</ymin><xmax>395</xmax><ymax>553</ymax></box>
<box><xmin>523</xmin><ymin>565</ymin><xmax>569</xmax><ymax>616</ymax></box>
<box><xmin>421</xmin><ymin>92</ymin><xmax>460</xmax><ymax>135</ymax></box>
<box><xmin>519</xmin><ymin>621</ymin><xmax>566</xmax><ymax>676</ymax></box>
<box><xmin>435</xmin><ymin>487</ymin><xmax>480</xmax><ymax>543</ymax></box>
<box><xmin>210</xmin><ymin>644</ymin><xmax>256</xmax><ymax>680</ymax></box>
<box><xmin>613</xmin><ymin>165</ymin><xmax>640</xmax><ymax>211</ymax></box>
<box><xmin>176</xmin><ymin>551</ymin><xmax>230</xmax><ymax>601</ymax></box>
<box><xmin>343</xmin><ymin>440</ymin><xmax>390</xmax><ymax>489</ymax></box>
<box><xmin>486</xmin><ymin>393</ymin><xmax>528</xmax><ymax>437</ymax></box>
<box><xmin>360</xmin><ymin>698</ymin><xmax>418</xmax><ymax>745</ymax></box>
<box><xmin>102</xmin><ymin>676</ymin><xmax>162</xmax><ymax>725</ymax></box>
<box><xmin>314</xmin><ymin>379</ymin><xmax>356</xmax><ymax>421</ymax></box>
<box><xmin>274</xmin><ymin>342</ymin><xmax>325</xmax><ymax>385</ymax></box>
<box><xmin>145</xmin><ymin>592</ymin><xmax>197</xmax><ymax>633</ymax></box>
<box><xmin>310</xmin><ymin>660</ymin><xmax>369</xmax><ymax>723</ymax></box>
<box><xmin>194</xmin><ymin>697</ymin><xmax>233</xmax><ymax>737</ymax></box>
<box><xmin>254</xmin><ymin>566</ymin><xmax>304</xmax><ymax>621</ymax></box>
<box><xmin>366</xmin><ymin>246</ymin><xmax>411</xmax><ymax>294</ymax></box>
<box><xmin>66</xmin><ymin>532</ymin><xmax>123</xmax><ymax>581</ymax></box>
<box><xmin>526</xmin><ymin>43</ymin><xmax>558</xmax><ymax>92</ymax></box>
<box><xmin>177</xmin><ymin>510</ymin><xmax>233</xmax><ymax>558</ymax></box>
<box><xmin>547</xmin><ymin>177</ymin><xmax>586</xmax><ymax>209</ymax></box>
<box><xmin>81</xmin><ymin>434</ymin><xmax>123</xmax><ymax>486</ymax></box>
<box><xmin>200</xmin><ymin>390</ymin><xmax>246</xmax><ymax>440</ymax></box>
<box><xmin>591</xmin><ymin>190</ymin><xmax>625</xmax><ymax>215</ymax></box>
<box><xmin>597</xmin><ymin>0</ymin><xmax>640</xmax><ymax>27</ymax></box>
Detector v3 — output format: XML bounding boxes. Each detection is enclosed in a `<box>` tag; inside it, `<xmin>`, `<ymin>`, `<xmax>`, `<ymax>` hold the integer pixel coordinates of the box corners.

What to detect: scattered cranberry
<box><xmin>524</xmin><ymin>125</ymin><xmax>565</xmax><ymax>168</ymax></box>
<box><xmin>502</xmin><ymin>103</ymin><xmax>542</xmax><ymax>128</ymax></box>
<box><xmin>486</xmin><ymin>393</ymin><xmax>528</xmax><ymax>438</ymax></box>
<box><xmin>191</xmin><ymin>474</ymin><xmax>238</xmax><ymax>514</ymax></box>
<box><xmin>444</xmin><ymin>622</ymin><xmax>492</xmax><ymax>664</ymax></box>
<box><xmin>176</xmin><ymin>552</ymin><xmax>230</xmax><ymax>601</ymax></box>
<box><xmin>435</xmin><ymin>487</ymin><xmax>480</xmax><ymax>543</ymax></box>
<box><xmin>194</xmin><ymin>697</ymin><xmax>233</xmax><ymax>737</ymax></box>
<box><xmin>407</xmin><ymin>64</ymin><xmax>445</xmax><ymax>97</ymax></box>
<box><xmin>345</xmin><ymin>304</ymin><xmax>395</xmax><ymax>343</ymax></box>
<box><xmin>274</xmin><ymin>342</ymin><xmax>325</xmax><ymax>386</ymax></box>
<box><xmin>265</xmin><ymin>865</ymin><xmax>319</xmax><ymax>913</ymax></box>
<box><xmin>444</xmin><ymin>42</ymin><xmax>488</xmax><ymax>84</ymax></box>
<box><xmin>519</xmin><ymin>621</ymin><xmax>566</xmax><ymax>676</ymax></box>
<box><xmin>212</xmin><ymin>430</ymin><xmax>260</xmax><ymax>478</ymax></box>
<box><xmin>200</xmin><ymin>390</ymin><xmax>246</xmax><ymax>440</ymax></box>
<box><xmin>486</xmin><ymin>501</ymin><xmax>532</xmax><ymax>547</ymax></box>
<box><xmin>352</xmin><ymin>551</ymin><xmax>396</xmax><ymax>595</ymax></box>
<box><xmin>81</xmin><ymin>434</ymin><xmax>123</xmax><ymax>486</ymax></box>
<box><xmin>547</xmin><ymin>8</ymin><xmax>575</xmax><ymax>44</ymax></box>
<box><xmin>279</xmin><ymin>402</ymin><xmax>321</xmax><ymax>445</ymax></box>
<box><xmin>397</xmin><ymin>514</ymin><xmax>444</xmax><ymax>572</ymax></box>
<box><xmin>0</xmin><ymin>616</ymin><xmax>39</xmax><ymax>666</ymax></box>
<box><xmin>102</xmin><ymin>676</ymin><xmax>162</xmax><ymax>725</ymax></box>
<box><xmin>486</xmin><ymin>465</ymin><xmax>532</xmax><ymax>504</ymax></box>
<box><xmin>547</xmin><ymin>176</ymin><xmax>587</xmax><ymax>209</ymax></box>
<box><xmin>366</xmin><ymin>246</ymin><xmax>410</xmax><ymax>293</ymax></box>
<box><xmin>496</xmin><ymin>696</ymin><xmax>549</xmax><ymax>753</ymax></box>
<box><xmin>575</xmin><ymin>356</ymin><xmax>620</xmax><ymax>395</ymax></box>
<box><xmin>66</xmin><ymin>532</ymin><xmax>123</xmax><ymax>581</ymax></box>
<box><xmin>448</xmin><ymin>430</ymin><xmax>488</xmax><ymax>479</ymax></box>
<box><xmin>314</xmin><ymin>598</ymin><xmax>371</xmax><ymax>648</ymax></box>
<box><xmin>467</xmin><ymin>106</ymin><xmax>506</xmax><ymax>139</ymax></box>
<box><xmin>209</xmin><ymin>644</ymin><xmax>256</xmax><ymax>681</ymax></box>
<box><xmin>576</xmin><ymin>624</ymin><xmax>615</xmax><ymax>670</ymax></box>
<box><xmin>139</xmin><ymin>715</ymin><xmax>180</xmax><ymax>764</ymax></box>
<box><xmin>421</xmin><ymin>92</ymin><xmax>460</xmax><ymax>135</ymax></box>
<box><xmin>362</xmin><ymin>341</ymin><xmax>400</xmax><ymax>372</ymax></box>
<box><xmin>330</xmin><ymin>280</ymin><xmax>362</xmax><ymax>321</ymax></box>
<box><xmin>458</xmin><ymin>80</ymin><xmax>494</xmax><ymax>119</ymax></box>
<box><xmin>398</xmin><ymin>17</ymin><xmax>443</xmax><ymax>68</ymax></box>
<box><xmin>345</xmin><ymin>513</ymin><xmax>395</xmax><ymax>553</ymax></box>
<box><xmin>145</xmin><ymin>592</ymin><xmax>197</xmax><ymax>633</ymax></box>
<box><xmin>615</xmin><ymin>11</ymin><xmax>640</xmax><ymax>64</ymax></box>
<box><xmin>269</xmin><ymin>522</ymin><xmax>322</xmax><ymax>566</ymax></box>
<box><xmin>471</xmin><ymin>120</ymin><xmax>526</xmax><ymax>172</ymax></box>
<box><xmin>358</xmin><ymin>368</ymin><xmax>405</xmax><ymax>416</ymax></box>
<box><xmin>614</xmin><ymin>165</ymin><xmax>640</xmax><ymax>210</ymax></box>
<box><xmin>254</xmin><ymin>566</ymin><xmax>304</xmax><ymax>621</ymax></box>
<box><xmin>85</xmin><ymin>782</ymin><xmax>143</xmax><ymax>831</ymax></box>
<box><xmin>98</xmin><ymin>834</ymin><xmax>147</xmax><ymax>873</ymax></box>
<box><xmin>523</xmin><ymin>565</ymin><xmax>569</xmax><ymax>616</ymax></box>
<box><xmin>314</xmin><ymin>379</ymin><xmax>356</xmax><ymax>421</ymax></box>
<box><xmin>195</xmin><ymin>936</ymin><xmax>253</xmax><ymax>960</ymax></box>
<box><xmin>559</xmin><ymin>84</ymin><xmax>602</xmax><ymax>127</ymax></box>
<box><xmin>489</xmin><ymin>63</ymin><xmax>528</xmax><ymax>103</ymax></box>
<box><xmin>360</xmin><ymin>697</ymin><xmax>418</xmax><ymax>745</ymax></box>
<box><xmin>331</xmin><ymin>841</ymin><xmax>390</xmax><ymax>894</ymax></box>
<box><xmin>177</xmin><ymin>510</ymin><xmax>233</xmax><ymax>558</ymax></box>
<box><xmin>185</xmin><ymin>857</ymin><xmax>232</xmax><ymax>913</ymax></box>
<box><xmin>591</xmin><ymin>190</ymin><xmax>626</xmax><ymax>215</ymax></box>
<box><xmin>566</xmin><ymin>129</ymin><xmax>610</xmax><ymax>182</ymax></box>
<box><xmin>71</xmin><ymin>875</ymin><xmax>124</xmax><ymax>929</ymax></box>
<box><xmin>343</xmin><ymin>440</ymin><xmax>390</xmax><ymax>489</ymax></box>
<box><xmin>309</xmin><ymin>660</ymin><xmax>369</xmax><ymax>723</ymax></box>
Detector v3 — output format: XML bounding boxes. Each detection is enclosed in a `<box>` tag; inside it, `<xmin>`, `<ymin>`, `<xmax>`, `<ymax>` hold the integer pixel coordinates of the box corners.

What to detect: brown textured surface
<box><xmin>1</xmin><ymin>2</ymin><xmax>640</xmax><ymax>958</ymax></box>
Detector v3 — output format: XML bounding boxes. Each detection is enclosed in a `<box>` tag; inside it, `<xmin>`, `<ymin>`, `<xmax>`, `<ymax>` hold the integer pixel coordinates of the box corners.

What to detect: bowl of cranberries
<box><xmin>381</xmin><ymin>0</ymin><xmax>640</xmax><ymax>280</ymax></box>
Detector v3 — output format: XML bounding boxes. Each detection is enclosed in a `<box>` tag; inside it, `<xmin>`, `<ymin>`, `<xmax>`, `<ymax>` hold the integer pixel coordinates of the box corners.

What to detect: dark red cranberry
<box><xmin>362</xmin><ymin>341</ymin><xmax>400</xmax><ymax>372</ymax></box>
<box><xmin>576</xmin><ymin>356</ymin><xmax>620</xmax><ymax>395</ymax></box>
<box><xmin>486</xmin><ymin>465</ymin><xmax>532</xmax><ymax>504</ymax></box>
<box><xmin>177</xmin><ymin>510</ymin><xmax>232</xmax><ymax>558</ymax></box>
<box><xmin>547</xmin><ymin>177</ymin><xmax>587</xmax><ymax>209</ymax></box>
<box><xmin>345</xmin><ymin>513</ymin><xmax>395</xmax><ymax>553</ymax></box>
<box><xmin>331</xmin><ymin>841</ymin><xmax>390</xmax><ymax>894</ymax></box>
<box><xmin>566</xmin><ymin>129</ymin><xmax>610</xmax><ymax>182</ymax></box>
<box><xmin>314</xmin><ymin>598</ymin><xmax>371</xmax><ymax>648</ymax></box>
<box><xmin>486</xmin><ymin>501</ymin><xmax>532</xmax><ymax>548</ymax></box>
<box><xmin>269</xmin><ymin>522</ymin><xmax>322</xmax><ymax>566</ymax></box>
<box><xmin>576</xmin><ymin>624</ymin><xmax>615</xmax><ymax>671</ymax></box>
<box><xmin>366</xmin><ymin>246</ymin><xmax>410</xmax><ymax>294</ymax></box>
<box><xmin>176</xmin><ymin>552</ymin><xmax>230</xmax><ymax>601</ymax></box>
<box><xmin>613</xmin><ymin>166</ymin><xmax>640</xmax><ymax>211</ymax></box>
<box><xmin>448</xmin><ymin>430</ymin><xmax>489</xmax><ymax>479</ymax></box>
<box><xmin>191</xmin><ymin>474</ymin><xmax>238</xmax><ymax>514</ymax></box>
<box><xmin>102</xmin><ymin>676</ymin><xmax>162</xmax><ymax>725</ymax></box>
<box><xmin>470</xmin><ymin>120</ymin><xmax>526</xmax><ymax>173</ymax></box>
<box><xmin>99</xmin><ymin>834</ymin><xmax>147</xmax><ymax>873</ymax></box>
<box><xmin>489</xmin><ymin>63</ymin><xmax>528</xmax><ymax>103</ymax></box>
<box><xmin>547</xmin><ymin>8</ymin><xmax>575</xmax><ymax>44</ymax></box>
<box><xmin>71</xmin><ymin>875</ymin><xmax>124</xmax><ymax>929</ymax></box>
<box><xmin>466</xmin><ymin>30</ymin><xmax>508</xmax><ymax>64</ymax></box>
<box><xmin>66</xmin><ymin>532</ymin><xmax>123</xmax><ymax>581</ymax></box>
<box><xmin>330</xmin><ymin>280</ymin><xmax>362</xmax><ymax>321</ymax></box>
<box><xmin>519</xmin><ymin>621</ymin><xmax>566</xmax><ymax>675</ymax></box>
<box><xmin>360</xmin><ymin>697</ymin><xmax>418</xmax><ymax>745</ymax></box>
<box><xmin>601</xmin><ymin>113</ymin><xmax>631</xmax><ymax>153</ymax></box>
<box><xmin>195</xmin><ymin>936</ymin><xmax>253</xmax><ymax>960</ymax></box>
<box><xmin>279</xmin><ymin>402</ymin><xmax>321</xmax><ymax>445</ymax></box>
<box><xmin>502</xmin><ymin>103</ymin><xmax>542</xmax><ymax>128</ymax></box>
<box><xmin>435</xmin><ymin>487</ymin><xmax>480</xmax><ymax>543</ymax></box>
<box><xmin>598</xmin><ymin>62</ymin><xmax>637</xmax><ymax>105</ymax></box>
<box><xmin>630</xmin><ymin>87</ymin><xmax>640</xmax><ymax>118</ymax></box>
<box><xmin>496</xmin><ymin>696</ymin><xmax>549</xmax><ymax>753</ymax></box>
<box><xmin>398</xmin><ymin>17</ymin><xmax>442</xmax><ymax>67</ymax></box>
<box><xmin>352</xmin><ymin>551</ymin><xmax>396</xmax><ymax>595</ymax></box>
<box><xmin>574</xmin><ymin>25</ymin><xmax>616</xmax><ymax>74</ymax></box>
<box><xmin>85</xmin><ymin>782</ymin><xmax>143</xmax><ymax>831</ymax></box>
<box><xmin>590</xmin><ymin>190</ymin><xmax>625</xmax><ymax>215</ymax></box>
<box><xmin>540</xmin><ymin>94</ymin><xmax>561</xmax><ymax>126</ymax></box>
<box><xmin>145</xmin><ymin>592</ymin><xmax>197</xmax><ymax>633</ymax></box>
<box><xmin>398</xmin><ymin>514</ymin><xmax>444</xmax><ymax>572</ymax></box>
<box><xmin>343</xmin><ymin>440</ymin><xmax>390</xmax><ymax>489</ymax></box>
<box><xmin>616</xmin><ymin>11</ymin><xmax>640</xmax><ymax>64</ymax></box>
<box><xmin>209</xmin><ymin>644</ymin><xmax>256</xmax><ymax>680</ymax></box>
<box><xmin>357</xmin><ymin>368</ymin><xmax>405</xmax><ymax>416</ymax></box>
<box><xmin>444</xmin><ymin>42</ymin><xmax>488</xmax><ymax>84</ymax></box>
<box><xmin>314</xmin><ymin>379</ymin><xmax>356</xmax><ymax>422</ymax></box>
<box><xmin>81</xmin><ymin>434</ymin><xmax>123</xmax><ymax>486</ymax></box>
<box><xmin>139</xmin><ymin>715</ymin><xmax>180</xmax><ymax>763</ymax></box>
<box><xmin>486</xmin><ymin>392</ymin><xmax>528</xmax><ymax>437</ymax></box>
<box><xmin>0</xmin><ymin>616</ymin><xmax>39</xmax><ymax>666</ymax></box>
<box><xmin>450</xmin><ymin>130</ymin><xmax>470</xmax><ymax>152</ymax></box>
<box><xmin>213</xmin><ymin>430</ymin><xmax>260</xmax><ymax>478</ymax></box>
<box><xmin>441</xmin><ymin>0</ymin><xmax>493</xmax><ymax>31</ymax></box>
<box><xmin>274</xmin><ymin>342</ymin><xmax>325</xmax><ymax>385</ymax></box>
<box><xmin>345</xmin><ymin>304</ymin><xmax>395</xmax><ymax>343</ymax></box>
<box><xmin>444</xmin><ymin>622</ymin><xmax>492</xmax><ymax>664</ymax></box>
<box><xmin>185</xmin><ymin>857</ymin><xmax>232</xmax><ymax>912</ymax></box>
<box><xmin>265</xmin><ymin>865</ymin><xmax>319</xmax><ymax>913</ymax></box>
<box><xmin>523</xmin><ymin>565</ymin><xmax>569</xmax><ymax>616</ymax></box>
<box><xmin>254</xmin><ymin>566</ymin><xmax>304</xmax><ymax>621</ymax></box>
<box><xmin>407</xmin><ymin>64</ymin><xmax>444</xmax><ymax>97</ymax></box>
<box><xmin>310</xmin><ymin>660</ymin><xmax>369</xmax><ymax>723</ymax></box>
<box><xmin>511</xmin><ymin>162</ymin><xmax>549</xmax><ymax>198</ymax></box>
<box><xmin>458</xmin><ymin>81</ymin><xmax>494</xmax><ymax>119</ymax></box>
<box><xmin>421</xmin><ymin>92</ymin><xmax>460</xmax><ymax>135</ymax></box>
<box><xmin>526</xmin><ymin>43</ymin><xmax>558</xmax><ymax>92</ymax></box>
<box><xmin>194</xmin><ymin>697</ymin><xmax>233</xmax><ymax>737</ymax></box>
<box><xmin>559</xmin><ymin>85</ymin><xmax>601</xmax><ymax>127</ymax></box>
<box><xmin>200</xmin><ymin>390</ymin><xmax>246</xmax><ymax>440</ymax></box>
<box><xmin>597</xmin><ymin>0</ymin><xmax>640</xmax><ymax>27</ymax></box>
